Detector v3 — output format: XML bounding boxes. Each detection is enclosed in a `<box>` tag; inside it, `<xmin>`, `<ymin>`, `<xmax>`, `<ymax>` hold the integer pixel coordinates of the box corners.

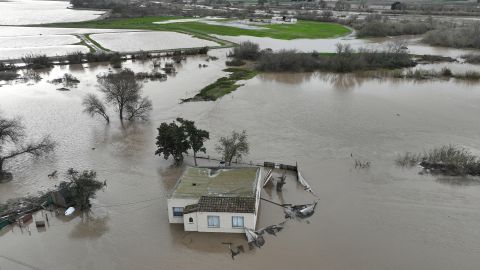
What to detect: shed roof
<box><xmin>170</xmin><ymin>167</ymin><xmax>260</xmax><ymax>199</ymax></box>
<box><xmin>197</xmin><ymin>196</ymin><xmax>256</xmax><ymax>213</ymax></box>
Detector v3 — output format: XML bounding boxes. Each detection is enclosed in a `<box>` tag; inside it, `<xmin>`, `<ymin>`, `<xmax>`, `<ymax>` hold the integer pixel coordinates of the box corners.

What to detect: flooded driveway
<box><xmin>0</xmin><ymin>48</ymin><xmax>480</xmax><ymax>269</ymax></box>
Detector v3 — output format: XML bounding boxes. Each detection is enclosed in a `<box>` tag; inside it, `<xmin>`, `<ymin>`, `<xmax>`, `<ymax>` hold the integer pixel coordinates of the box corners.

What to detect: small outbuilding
<box><xmin>167</xmin><ymin>167</ymin><xmax>262</xmax><ymax>233</ymax></box>
<box><xmin>391</xmin><ymin>1</ymin><xmax>406</xmax><ymax>10</ymax></box>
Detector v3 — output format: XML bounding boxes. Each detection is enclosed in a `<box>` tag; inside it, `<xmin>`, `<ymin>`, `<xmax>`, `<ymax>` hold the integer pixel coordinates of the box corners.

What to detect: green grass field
<box><xmin>48</xmin><ymin>16</ymin><xmax>351</xmax><ymax>40</ymax></box>
<box><xmin>183</xmin><ymin>68</ymin><xmax>257</xmax><ymax>101</ymax></box>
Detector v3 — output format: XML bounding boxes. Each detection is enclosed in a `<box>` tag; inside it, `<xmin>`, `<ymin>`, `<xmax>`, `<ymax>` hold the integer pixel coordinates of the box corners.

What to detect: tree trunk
<box><xmin>0</xmin><ymin>158</ymin><xmax>4</xmax><ymax>174</ymax></box>
<box><xmin>193</xmin><ymin>152</ymin><xmax>197</xmax><ymax>166</ymax></box>
<box><xmin>119</xmin><ymin>106</ymin><xmax>124</xmax><ymax>121</ymax></box>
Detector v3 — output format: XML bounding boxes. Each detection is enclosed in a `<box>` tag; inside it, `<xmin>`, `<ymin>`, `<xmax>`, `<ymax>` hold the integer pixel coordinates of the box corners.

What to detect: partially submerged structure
<box><xmin>167</xmin><ymin>167</ymin><xmax>262</xmax><ymax>233</ymax></box>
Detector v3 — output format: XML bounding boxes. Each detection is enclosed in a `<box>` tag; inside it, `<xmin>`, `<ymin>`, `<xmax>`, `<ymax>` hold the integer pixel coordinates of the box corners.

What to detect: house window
<box><xmin>189</xmin><ymin>217</ymin><xmax>194</xmax><ymax>223</ymax></box>
<box><xmin>207</xmin><ymin>216</ymin><xmax>220</xmax><ymax>228</ymax></box>
<box><xmin>172</xmin><ymin>207</ymin><xmax>183</xmax><ymax>217</ymax></box>
<box><xmin>232</xmin><ymin>216</ymin><xmax>244</xmax><ymax>228</ymax></box>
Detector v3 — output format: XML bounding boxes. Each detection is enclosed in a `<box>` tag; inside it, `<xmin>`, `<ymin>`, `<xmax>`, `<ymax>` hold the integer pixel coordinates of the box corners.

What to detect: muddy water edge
<box><xmin>0</xmin><ymin>48</ymin><xmax>480</xmax><ymax>270</ymax></box>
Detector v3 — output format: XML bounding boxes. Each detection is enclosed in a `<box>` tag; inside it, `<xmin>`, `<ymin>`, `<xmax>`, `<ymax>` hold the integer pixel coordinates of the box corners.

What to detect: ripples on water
<box><xmin>0</xmin><ymin>49</ymin><xmax>480</xmax><ymax>269</ymax></box>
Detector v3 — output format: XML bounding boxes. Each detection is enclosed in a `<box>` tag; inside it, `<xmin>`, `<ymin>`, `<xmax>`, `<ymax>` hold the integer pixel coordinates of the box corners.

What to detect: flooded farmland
<box><xmin>219</xmin><ymin>34</ymin><xmax>480</xmax><ymax>58</ymax></box>
<box><xmin>1</xmin><ymin>2</ymin><xmax>480</xmax><ymax>269</ymax></box>
<box><xmin>1</xmin><ymin>48</ymin><xmax>480</xmax><ymax>269</ymax></box>
<box><xmin>0</xmin><ymin>0</ymin><xmax>104</xmax><ymax>25</ymax></box>
<box><xmin>90</xmin><ymin>32</ymin><xmax>220</xmax><ymax>52</ymax></box>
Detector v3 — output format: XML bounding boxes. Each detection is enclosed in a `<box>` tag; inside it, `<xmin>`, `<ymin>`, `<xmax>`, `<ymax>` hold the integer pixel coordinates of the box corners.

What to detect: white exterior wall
<box><xmin>253</xmin><ymin>168</ymin><xmax>262</xmax><ymax>227</ymax></box>
<box><xmin>183</xmin><ymin>212</ymin><xmax>198</xmax><ymax>231</ymax></box>
<box><xmin>167</xmin><ymin>198</ymin><xmax>198</xmax><ymax>223</ymax></box>
<box><xmin>196</xmin><ymin>212</ymin><xmax>256</xmax><ymax>233</ymax></box>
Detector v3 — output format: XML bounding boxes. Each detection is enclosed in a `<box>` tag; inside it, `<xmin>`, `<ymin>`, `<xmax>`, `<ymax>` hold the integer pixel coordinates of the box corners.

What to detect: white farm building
<box><xmin>167</xmin><ymin>167</ymin><xmax>262</xmax><ymax>233</ymax></box>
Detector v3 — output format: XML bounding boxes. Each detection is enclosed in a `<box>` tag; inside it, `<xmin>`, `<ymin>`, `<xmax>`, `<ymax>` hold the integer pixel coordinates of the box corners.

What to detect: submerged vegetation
<box><xmin>396</xmin><ymin>145</ymin><xmax>480</xmax><ymax>176</ymax></box>
<box><xmin>183</xmin><ymin>68</ymin><xmax>257</xmax><ymax>102</ymax></box>
<box><xmin>391</xmin><ymin>68</ymin><xmax>480</xmax><ymax>81</ymax></box>
<box><xmin>232</xmin><ymin>42</ymin><xmax>416</xmax><ymax>73</ymax></box>
<box><xmin>21</xmin><ymin>54</ymin><xmax>53</xmax><ymax>69</ymax></box>
<box><xmin>49</xmin><ymin>73</ymin><xmax>80</xmax><ymax>87</ymax></box>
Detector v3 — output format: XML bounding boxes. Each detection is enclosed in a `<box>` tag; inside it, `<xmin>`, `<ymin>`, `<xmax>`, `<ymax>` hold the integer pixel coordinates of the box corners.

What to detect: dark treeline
<box><xmin>231</xmin><ymin>41</ymin><xmax>415</xmax><ymax>73</ymax></box>
<box><xmin>70</xmin><ymin>0</ymin><xmax>254</xmax><ymax>18</ymax></box>
<box><xmin>355</xmin><ymin>15</ymin><xmax>434</xmax><ymax>38</ymax></box>
<box><xmin>423</xmin><ymin>23</ymin><xmax>480</xmax><ymax>49</ymax></box>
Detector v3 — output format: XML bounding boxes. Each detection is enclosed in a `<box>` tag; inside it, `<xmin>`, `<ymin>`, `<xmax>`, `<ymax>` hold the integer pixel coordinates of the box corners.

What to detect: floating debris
<box><xmin>65</xmin><ymin>206</ymin><xmax>75</xmax><ymax>216</ymax></box>
<box><xmin>257</xmin><ymin>220</ymin><xmax>286</xmax><ymax>236</ymax></box>
<box><xmin>48</xmin><ymin>170</ymin><xmax>58</xmax><ymax>178</ymax></box>
<box><xmin>245</xmin><ymin>227</ymin><xmax>265</xmax><ymax>249</ymax></box>
<box><xmin>354</xmin><ymin>159</ymin><xmax>370</xmax><ymax>169</ymax></box>
<box><xmin>284</xmin><ymin>201</ymin><xmax>318</xmax><ymax>219</ymax></box>
<box><xmin>222</xmin><ymin>242</ymin><xmax>244</xmax><ymax>260</ymax></box>
<box><xmin>244</xmin><ymin>220</ymin><xmax>287</xmax><ymax>250</ymax></box>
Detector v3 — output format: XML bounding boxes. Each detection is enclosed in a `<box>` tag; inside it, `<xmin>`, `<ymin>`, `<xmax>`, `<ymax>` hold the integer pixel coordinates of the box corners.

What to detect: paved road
<box><xmin>75</xmin><ymin>34</ymin><xmax>105</xmax><ymax>52</ymax></box>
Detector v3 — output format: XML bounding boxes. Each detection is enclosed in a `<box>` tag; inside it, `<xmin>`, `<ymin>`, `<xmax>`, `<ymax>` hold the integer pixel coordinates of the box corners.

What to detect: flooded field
<box><xmin>0</xmin><ymin>0</ymin><xmax>104</xmax><ymax>25</ymax></box>
<box><xmin>218</xmin><ymin>34</ymin><xmax>479</xmax><ymax>58</ymax></box>
<box><xmin>90</xmin><ymin>32</ymin><xmax>219</xmax><ymax>52</ymax></box>
<box><xmin>1</xmin><ymin>47</ymin><xmax>480</xmax><ymax>269</ymax></box>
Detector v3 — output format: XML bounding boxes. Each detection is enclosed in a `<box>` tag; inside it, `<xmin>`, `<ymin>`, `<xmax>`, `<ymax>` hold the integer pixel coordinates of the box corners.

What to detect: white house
<box><xmin>167</xmin><ymin>167</ymin><xmax>262</xmax><ymax>233</ymax></box>
<box><xmin>271</xmin><ymin>16</ymin><xmax>298</xmax><ymax>24</ymax></box>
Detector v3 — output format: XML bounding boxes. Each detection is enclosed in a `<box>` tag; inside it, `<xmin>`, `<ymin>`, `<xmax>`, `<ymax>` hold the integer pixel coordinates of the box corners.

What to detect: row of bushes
<box><xmin>356</xmin><ymin>20</ymin><xmax>434</xmax><ymax>38</ymax></box>
<box><xmin>230</xmin><ymin>42</ymin><xmax>415</xmax><ymax>73</ymax></box>
<box><xmin>423</xmin><ymin>24</ymin><xmax>480</xmax><ymax>49</ymax></box>
<box><xmin>353</xmin><ymin>14</ymin><xmax>435</xmax><ymax>38</ymax></box>
<box><xmin>391</xmin><ymin>68</ymin><xmax>480</xmax><ymax>81</ymax></box>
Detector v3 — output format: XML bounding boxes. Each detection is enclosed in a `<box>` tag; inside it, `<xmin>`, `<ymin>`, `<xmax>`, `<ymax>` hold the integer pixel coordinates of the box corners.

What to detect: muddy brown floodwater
<box><xmin>1</xmin><ymin>49</ymin><xmax>480</xmax><ymax>270</ymax></box>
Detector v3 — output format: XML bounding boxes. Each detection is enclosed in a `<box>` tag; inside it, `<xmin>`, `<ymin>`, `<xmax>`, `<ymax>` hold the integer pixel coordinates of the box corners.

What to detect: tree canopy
<box><xmin>62</xmin><ymin>168</ymin><xmax>104</xmax><ymax>210</ymax></box>
<box><xmin>155</xmin><ymin>121</ymin><xmax>190</xmax><ymax>165</ymax></box>
<box><xmin>155</xmin><ymin>118</ymin><xmax>210</xmax><ymax>166</ymax></box>
<box><xmin>96</xmin><ymin>68</ymin><xmax>152</xmax><ymax>122</ymax></box>
<box><xmin>215</xmin><ymin>130</ymin><xmax>249</xmax><ymax>166</ymax></box>
<box><xmin>177</xmin><ymin>118</ymin><xmax>209</xmax><ymax>166</ymax></box>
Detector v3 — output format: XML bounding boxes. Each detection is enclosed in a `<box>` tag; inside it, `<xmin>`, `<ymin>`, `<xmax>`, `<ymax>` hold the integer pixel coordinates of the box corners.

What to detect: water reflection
<box><xmin>433</xmin><ymin>175</ymin><xmax>480</xmax><ymax>186</ymax></box>
<box><xmin>70</xmin><ymin>212</ymin><xmax>109</xmax><ymax>239</ymax></box>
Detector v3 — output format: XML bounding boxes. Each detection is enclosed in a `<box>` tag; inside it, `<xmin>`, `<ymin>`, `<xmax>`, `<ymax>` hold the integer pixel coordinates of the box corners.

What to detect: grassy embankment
<box><xmin>46</xmin><ymin>16</ymin><xmax>352</xmax><ymax>41</ymax></box>
<box><xmin>182</xmin><ymin>68</ymin><xmax>257</xmax><ymax>102</ymax></box>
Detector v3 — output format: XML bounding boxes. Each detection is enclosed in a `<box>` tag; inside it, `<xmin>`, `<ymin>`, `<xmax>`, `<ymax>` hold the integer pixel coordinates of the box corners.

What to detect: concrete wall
<box><xmin>196</xmin><ymin>212</ymin><xmax>256</xmax><ymax>233</ymax></box>
<box><xmin>167</xmin><ymin>198</ymin><xmax>198</xmax><ymax>223</ymax></box>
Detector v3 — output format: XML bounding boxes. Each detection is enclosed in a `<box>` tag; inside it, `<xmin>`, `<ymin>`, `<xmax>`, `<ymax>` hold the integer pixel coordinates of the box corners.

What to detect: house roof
<box><xmin>197</xmin><ymin>196</ymin><xmax>256</xmax><ymax>213</ymax></box>
<box><xmin>170</xmin><ymin>167</ymin><xmax>260</xmax><ymax>199</ymax></box>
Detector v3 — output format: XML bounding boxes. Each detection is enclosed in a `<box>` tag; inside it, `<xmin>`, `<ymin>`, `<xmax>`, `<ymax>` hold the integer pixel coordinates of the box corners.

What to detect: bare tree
<box><xmin>82</xmin><ymin>94</ymin><xmax>110</xmax><ymax>123</ymax></box>
<box><xmin>126</xmin><ymin>97</ymin><xmax>153</xmax><ymax>121</ymax></box>
<box><xmin>215</xmin><ymin>130</ymin><xmax>249</xmax><ymax>166</ymax></box>
<box><xmin>97</xmin><ymin>69</ymin><xmax>142</xmax><ymax>121</ymax></box>
<box><xmin>0</xmin><ymin>116</ymin><xmax>55</xmax><ymax>180</ymax></box>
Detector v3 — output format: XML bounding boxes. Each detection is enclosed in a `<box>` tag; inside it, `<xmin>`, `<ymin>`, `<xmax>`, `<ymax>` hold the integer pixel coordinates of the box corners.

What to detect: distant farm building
<box><xmin>271</xmin><ymin>16</ymin><xmax>298</xmax><ymax>24</ymax></box>
<box><xmin>391</xmin><ymin>1</ymin><xmax>407</xmax><ymax>10</ymax></box>
<box><xmin>167</xmin><ymin>167</ymin><xmax>262</xmax><ymax>233</ymax></box>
